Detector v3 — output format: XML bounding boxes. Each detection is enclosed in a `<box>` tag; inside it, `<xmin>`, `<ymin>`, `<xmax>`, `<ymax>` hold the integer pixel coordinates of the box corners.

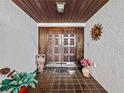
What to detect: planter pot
<box><xmin>82</xmin><ymin>67</ymin><xmax>90</xmax><ymax>78</ymax></box>
<box><xmin>18</xmin><ymin>87</ymin><xmax>27</xmax><ymax>93</ymax></box>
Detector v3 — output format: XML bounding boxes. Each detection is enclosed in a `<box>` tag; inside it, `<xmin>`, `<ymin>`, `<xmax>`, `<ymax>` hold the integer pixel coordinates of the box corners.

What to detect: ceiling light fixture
<box><xmin>56</xmin><ymin>2</ymin><xmax>66</xmax><ymax>13</ymax></box>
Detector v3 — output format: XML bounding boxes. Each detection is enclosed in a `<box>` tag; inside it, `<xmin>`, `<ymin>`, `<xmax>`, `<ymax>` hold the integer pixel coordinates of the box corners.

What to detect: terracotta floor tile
<box><xmin>67</xmin><ymin>84</ymin><xmax>74</xmax><ymax>89</ymax></box>
<box><xmin>80</xmin><ymin>84</ymin><xmax>89</xmax><ymax>89</ymax></box>
<box><xmin>90</xmin><ymin>90</ymin><xmax>99</xmax><ymax>93</ymax></box>
<box><xmin>72</xmin><ymin>79</ymin><xmax>79</xmax><ymax>83</ymax></box>
<box><xmin>66</xmin><ymin>90</ymin><xmax>75</xmax><ymax>93</ymax></box>
<box><xmin>27</xmin><ymin>67</ymin><xmax>108</xmax><ymax>93</ymax></box>
<box><xmin>99</xmin><ymin>89</ymin><xmax>108</xmax><ymax>93</ymax></box>
<box><xmin>85</xmin><ymin>79</ymin><xmax>93</xmax><ymax>83</ymax></box>
<box><xmin>94</xmin><ymin>84</ymin><xmax>105</xmax><ymax>89</ymax></box>
<box><xmin>60</xmin><ymin>84</ymin><xmax>66</xmax><ymax>89</ymax></box>
<box><xmin>87</xmin><ymin>84</ymin><xmax>97</xmax><ymax>89</ymax></box>
<box><xmin>51</xmin><ymin>90</ymin><xmax>58</xmax><ymax>93</ymax></box>
<box><xmin>79</xmin><ymin>79</ymin><xmax>85</xmax><ymax>84</ymax></box>
<box><xmin>74</xmin><ymin>84</ymin><xmax>81</xmax><ymax>89</ymax></box>
<box><xmin>66</xmin><ymin>79</ymin><xmax>72</xmax><ymax>83</ymax></box>
<box><xmin>59</xmin><ymin>90</ymin><xmax>67</xmax><ymax>93</ymax></box>
<box><xmin>52</xmin><ymin>84</ymin><xmax>59</xmax><ymax>89</ymax></box>
<box><xmin>75</xmin><ymin>90</ymin><xmax>83</xmax><ymax>93</ymax></box>
<box><xmin>83</xmin><ymin>90</ymin><xmax>92</xmax><ymax>93</ymax></box>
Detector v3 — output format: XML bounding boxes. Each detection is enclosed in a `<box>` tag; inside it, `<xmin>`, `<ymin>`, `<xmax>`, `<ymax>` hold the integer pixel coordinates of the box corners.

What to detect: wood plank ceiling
<box><xmin>12</xmin><ymin>0</ymin><xmax>109</xmax><ymax>23</ymax></box>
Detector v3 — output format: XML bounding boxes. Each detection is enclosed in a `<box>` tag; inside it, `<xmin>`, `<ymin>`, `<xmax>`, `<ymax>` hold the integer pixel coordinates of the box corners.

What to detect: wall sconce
<box><xmin>56</xmin><ymin>2</ymin><xmax>66</xmax><ymax>13</ymax></box>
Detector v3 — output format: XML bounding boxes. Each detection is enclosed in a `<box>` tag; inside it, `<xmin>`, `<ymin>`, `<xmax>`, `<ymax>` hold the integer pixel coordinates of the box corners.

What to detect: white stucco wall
<box><xmin>0</xmin><ymin>0</ymin><xmax>38</xmax><ymax>72</ymax></box>
<box><xmin>85</xmin><ymin>0</ymin><xmax>124</xmax><ymax>93</ymax></box>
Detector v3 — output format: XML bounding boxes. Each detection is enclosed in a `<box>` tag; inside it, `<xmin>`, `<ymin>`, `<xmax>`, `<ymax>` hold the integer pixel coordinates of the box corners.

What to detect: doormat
<box><xmin>44</xmin><ymin>67</ymin><xmax>69</xmax><ymax>75</ymax></box>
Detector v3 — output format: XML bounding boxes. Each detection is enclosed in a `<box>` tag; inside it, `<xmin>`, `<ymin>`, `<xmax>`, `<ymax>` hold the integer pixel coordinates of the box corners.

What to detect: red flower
<box><xmin>80</xmin><ymin>58</ymin><xmax>91</xmax><ymax>67</ymax></box>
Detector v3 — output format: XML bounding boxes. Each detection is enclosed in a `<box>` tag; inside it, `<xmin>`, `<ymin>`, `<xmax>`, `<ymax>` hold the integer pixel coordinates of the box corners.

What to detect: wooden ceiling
<box><xmin>12</xmin><ymin>0</ymin><xmax>109</xmax><ymax>23</ymax></box>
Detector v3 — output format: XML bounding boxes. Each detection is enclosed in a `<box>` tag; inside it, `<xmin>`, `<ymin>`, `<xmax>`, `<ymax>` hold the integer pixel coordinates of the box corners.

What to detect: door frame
<box><xmin>38</xmin><ymin>27</ymin><xmax>84</xmax><ymax>66</ymax></box>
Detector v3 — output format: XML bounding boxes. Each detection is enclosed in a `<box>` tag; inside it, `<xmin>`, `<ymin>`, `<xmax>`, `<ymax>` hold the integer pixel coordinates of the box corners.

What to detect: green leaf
<box><xmin>29</xmin><ymin>82</ymin><xmax>36</xmax><ymax>88</ymax></box>
<box><xmin>0</xmin><ymin>79</ymin><xmax>13</xmax><ymax>91</ymax></box>
<box><xmin>12</xmin><ymin>73</ymin><xmax>21</xmax><ymax>81</ymax></box>
<box><xmin>9</xmin><ymin>81</ymin><xmax>17</xmax><ymax>85</ymax></box>
<box><xmin>18</xmin><ymin>80</ymin><xmax>23</xmax><ymax>85</ymax></box>
<box><xmin>12</xmin><ymin>88</ymin><xmax>18</xmax><ymax>93</ymax></box>
<box><xmin>0</xmin><ymin>86</ymin><xmax>7</xmax><ymax>92</ymax></box>
<box><xmin>33</xmin><ymin>79</ymin><xmax>38</xmax><ymax>84</ymax></box>
<box><xmin>2</xmin><ymin>79</ymin><xmax>12</xmax><ymax>85</ymax></box>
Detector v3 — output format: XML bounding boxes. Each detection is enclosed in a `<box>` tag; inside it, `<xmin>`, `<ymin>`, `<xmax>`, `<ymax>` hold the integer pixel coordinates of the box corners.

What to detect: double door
<box><xmin>47</xmin><ymin>28</ymin><xmax>77</xmax><ymax>66</ymax></box>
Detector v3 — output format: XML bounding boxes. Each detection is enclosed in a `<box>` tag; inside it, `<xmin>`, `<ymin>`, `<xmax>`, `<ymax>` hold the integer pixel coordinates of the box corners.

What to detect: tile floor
<box><xmin>27</xmin><ymin>67</ymin><xmax>108</xmax><ymax>93</ymax></box>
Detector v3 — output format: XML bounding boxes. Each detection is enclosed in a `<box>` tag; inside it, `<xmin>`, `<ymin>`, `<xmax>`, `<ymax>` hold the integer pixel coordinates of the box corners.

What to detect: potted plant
<box><xmin>0</xmin><ymin>71</ymin><xmax>38</xmax><ymax>93</ymax></box>
<box><xmin>80</xmin><ymin>58</ymin><xmax>92</xmax><ymax>78</ymax></box>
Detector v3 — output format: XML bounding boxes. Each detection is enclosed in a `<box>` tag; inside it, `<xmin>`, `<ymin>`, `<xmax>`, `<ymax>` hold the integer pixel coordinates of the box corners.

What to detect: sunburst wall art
<box><xmin>91</xmin><ymin>24</ymin><xmax>103</xmax><ymax>41</ymax></box>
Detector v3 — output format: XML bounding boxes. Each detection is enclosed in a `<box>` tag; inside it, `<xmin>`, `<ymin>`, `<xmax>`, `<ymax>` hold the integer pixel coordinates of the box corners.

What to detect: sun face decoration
<box><xmin>91</xmin><ymin>24</ymin><xmax>103</xmax><ymax>41</ymax></box>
